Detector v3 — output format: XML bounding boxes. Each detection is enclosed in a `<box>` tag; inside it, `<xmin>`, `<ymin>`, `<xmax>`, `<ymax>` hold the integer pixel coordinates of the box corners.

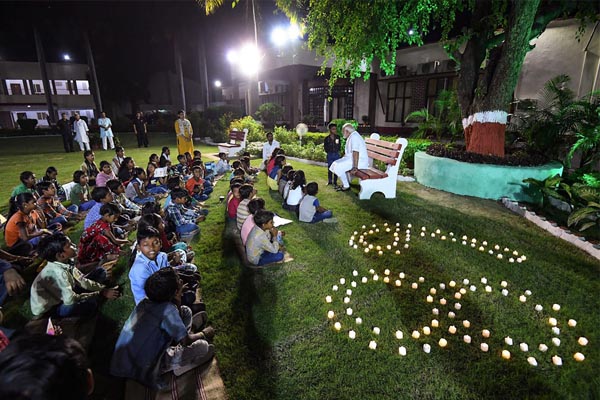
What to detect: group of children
<box><xmin>1</xmin><ymin>145</ymin><xmax>222</xmax><ymax>390</ymax></box>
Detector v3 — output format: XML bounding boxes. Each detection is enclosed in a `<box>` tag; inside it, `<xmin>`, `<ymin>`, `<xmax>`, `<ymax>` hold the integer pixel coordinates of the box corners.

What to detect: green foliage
<box><xmin>273</xmin><ymin>126</ymin><xmax>328</xmax><ymax>146</ymax></box>
<box><xmin>229</xmin><ymin>116</ymin><xmax>265</xmax><ymax>143</ymax></box>
<box><xmin>255</xmin><ymin>102</ymin><xmax>284</xmax><ymax>127</ymax></box>
<box><xmin>523</xmin><ymin>174</ymin><xmax>571</xmax><ymax>206</ymax></box>
<box><xmin>405</xmin><ymin>90</ymin><xmax>462</xmax><ymax>141</ymax></box>
<box><xmin>188</xmin><ymin>105</ymin><xmax>243</xmax><ymax>142</ymax></box>
<box><xmin>566</xmin><ymin>101</ymin><xmax>600</xmax><ymax>170</ymax></box>
<box><xmin>280</xmin><ymin>142</ymin><xmax>326</xmax><ymax>163</ymax></box>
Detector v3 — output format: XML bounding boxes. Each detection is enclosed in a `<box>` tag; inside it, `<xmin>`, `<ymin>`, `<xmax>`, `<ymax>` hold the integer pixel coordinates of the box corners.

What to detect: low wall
<box><xmin>414</xmin><ymin>151</ymin><xmax>563</xmax><ymax>202</ymax></box>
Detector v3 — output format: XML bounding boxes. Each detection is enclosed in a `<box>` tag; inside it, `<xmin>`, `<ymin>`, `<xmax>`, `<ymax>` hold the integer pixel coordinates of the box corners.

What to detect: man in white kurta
<box><xmin>98</xmin><ymin>111</ymin><xmax>115</xmax><ymax>150</ymax></box>
<box><xmin>73</xmin><ymin>113</ymin><xmax>90</xmax><ymax>151</ymax></box>
<box><xmin>330</xmin><ymin>123</ymin><xmax>368</xmax><ymax>191</ymax></box>
<box><xmin>261</xmin><ymin>132</ymin><xmax>280</xmax><ymax>170</ymax></box>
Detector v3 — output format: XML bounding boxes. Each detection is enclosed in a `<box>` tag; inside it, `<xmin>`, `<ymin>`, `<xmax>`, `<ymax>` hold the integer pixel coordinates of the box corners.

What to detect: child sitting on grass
<box><xmin>112</xmin><ymin>146</ymin><xmax>126</xmax><ymax>174</ymax></box>
<box><xmin>95</xmin><ymin>160</ymin><xmax>117</xmax><ymax>187</ymax></box>
<box><xmin>226</xmin><ymin>181</ymin><xmax>243</xmax><ymax>221</ymax></box>
<box><xmin>146</xmin><ymin>162</ymin><xmax>168</xmax><ymax>194</ymax></box>
<box><xmin>129</xmin><ymin>227</ymin><xmax>170</xmax><ymax>305</ymax></box>
<box><xmin>36</xmin><ymin>181</ymin><xmax>82</xmax><ymax>227</ymax></box>
<box><xmin>245</xmin><ymin>210</ymin><xmax>285</xmax><ymax>266</ymax></box>
<box><xmin>284</xmin><ymin>170</ymin><xmax>306</xmax><ymax>213</ymax></box>
<box><xmin>84</xmin><ymin>186</ymin><xmax>114</xmax><ymax>229</ymax></box>
<box><xmin>299</xmin><ymin>182</ymin><xmax>334</xmax><ymax>223</ymax></box>
<box><xmin>110</xmin><ymin>267</ymin><xmax>215</xmax><ymax>390</ymax></box>
<box><xmin>175</xmin><ymin>154</ymin><xmax>190</xmax><ymax>178</ymax></box>
<box><xmin>80</xmin><ymin>150</ymin><xmax>99</xmax><ymax>187</ymax></box>
<box><xmin>125</xmin><ymin>167</ymin><xmax>156</xmax><ymax>205</ymax></box>
<box><xmin>240</xmin><ymin>197</ymin><xmax>265</xmax><ymax>245</ymax></box>
<box><xmin>78</xmin><ymin>203</ymin><xmax>130</xmax><ymax>272</ymax></box>
<box><xmin>214</xmin><ymin>152</ymin><xmax>231</xmax><ymax>175</ymax></box>
<box><xmin>4</xmin><ymin>193</ymin><xmax>55</xmax><ymax>257</ymax></box>
<box><xmin>278</xmin><ymin>165</ymin><xmax>294</xmax><ymax>197</ymax></box>
<box><xmin>38</xmin><ymin>166</ymin><xmax>66</xmax><ymax>201</ymax></box>
<box><xmin>70</xmin><ymin>171</ymin><xmax>96</xmax><ymax>211</ymax></box>
<box><xmin>267</xmin><ymin>155</ymin><xmax>286</xmax><ymax>191</ymax></box>
<box><xmin>185</xmin><ymin>166</ymin><xmax>210</xmax><ymax>202</ymax></box>
<box><xmin>166</xmin><ymin>189</ymin><xmax>204</xmax><ymax>238</ymax></box>
<box><xmin>30</xmin><ymin>233</ymin><xmax>120</xmax><ymax>318</ymax></box>
<box><xmin>107</xmin><ymin>179</ymin><xmax>141</xmax><ymax>220</ymax></box>
<box><xmin>236</xmin><ymin>183</ymin><xmax>256</xmax><ymax>230</ymax></box>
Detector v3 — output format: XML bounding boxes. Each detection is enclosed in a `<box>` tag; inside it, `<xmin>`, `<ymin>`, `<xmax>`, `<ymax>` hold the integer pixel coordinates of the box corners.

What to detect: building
<box><xmin>0</xmin><ymin>60</ymin><xmax>95</xmax><ymax>129</ymax></box>
<box><xmin>223</xmin><ymin>18</ymin><xmax>599</xmax><ymax>134</ymax></box>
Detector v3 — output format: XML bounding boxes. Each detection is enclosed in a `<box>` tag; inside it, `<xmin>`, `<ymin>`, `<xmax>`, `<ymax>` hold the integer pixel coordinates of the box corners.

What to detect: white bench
<box><xmin>217</xmin><ymin>128</ymin><xmax>248</xmax><ymax>157</ymax></box>
<box><xmin>354</xmin><ymin>133</ymin><xmax>408</xmax><ymax>200</ymax></box>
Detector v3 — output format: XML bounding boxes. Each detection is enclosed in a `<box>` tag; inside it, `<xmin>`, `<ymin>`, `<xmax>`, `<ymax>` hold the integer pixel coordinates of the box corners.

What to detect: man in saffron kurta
<box><xmin>174</xmin><ymin>110</ymin><xmax>194</xmax><ymax>156</ymax></box>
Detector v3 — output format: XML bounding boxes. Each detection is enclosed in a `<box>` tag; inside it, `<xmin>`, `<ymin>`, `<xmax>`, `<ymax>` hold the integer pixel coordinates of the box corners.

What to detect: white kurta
<box><xmin>262</xmin><ymin>139</ymin><xmax>281</xmax><ymax>161</ymax></box>
<box><xmin>73</xmin><ymin>119</ymin><xmax>89</xmax><ymax>144</ymax></box>
<box><xmin>98</xmin><ymin>117</ymin><xmax>114</xmax><ymax>138</ymax></box>
<box><xmin>329</xmin><ymin>131</ymin><xmax>368</xmax><ymax>188</ymax></box>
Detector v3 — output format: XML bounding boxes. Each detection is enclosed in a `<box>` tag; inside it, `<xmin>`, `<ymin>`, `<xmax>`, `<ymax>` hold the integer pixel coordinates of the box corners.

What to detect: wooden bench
<box><xmin>353</xmin><ymin>133</ymin><xmax>408</xmax><ymax>200</ymax></box>
<box><xmin>217</xmin><ymin>128</ymin><xmax>248</xmax><ymax>157</ymax></box>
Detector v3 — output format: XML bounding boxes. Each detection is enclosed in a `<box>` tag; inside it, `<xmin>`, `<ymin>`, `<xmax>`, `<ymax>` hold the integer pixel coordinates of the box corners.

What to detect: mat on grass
<box><xmin>124</xmin><ymin>358</ymin><xmax>227</xmax><ymax>400</ymax></box>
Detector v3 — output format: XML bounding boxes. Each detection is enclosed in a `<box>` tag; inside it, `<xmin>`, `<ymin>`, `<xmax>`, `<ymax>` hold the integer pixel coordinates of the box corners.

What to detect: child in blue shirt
<box><xmin>299</xmin><ymin>182</ymin><xmax>334</xmax><ymax>223</ymax></box>
<box><xmin>129</xmin><ymin>228</ymin><xmax>169</xmax><ymax>305</ymax></box>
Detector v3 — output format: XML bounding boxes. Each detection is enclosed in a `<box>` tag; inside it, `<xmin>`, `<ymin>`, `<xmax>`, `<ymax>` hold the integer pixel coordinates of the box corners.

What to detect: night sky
<box><xmin>0</xmin><ymin>0</ymin><xmax>287</xmax><ymax>105</ymax></box>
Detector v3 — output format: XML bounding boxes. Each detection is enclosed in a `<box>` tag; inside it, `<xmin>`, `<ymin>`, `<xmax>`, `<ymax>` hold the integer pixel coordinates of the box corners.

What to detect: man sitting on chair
<box><xmin>330</xmin><ymin>123</ymin><xmax>368</xmax><ymax>192</ymax></box>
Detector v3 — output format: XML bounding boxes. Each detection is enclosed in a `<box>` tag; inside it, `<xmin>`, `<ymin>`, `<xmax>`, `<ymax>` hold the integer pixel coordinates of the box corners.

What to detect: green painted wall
<box><xmin>414</xmin><ymin>152</ymin><xmax>563</xmax><ymax>202</ymax></box>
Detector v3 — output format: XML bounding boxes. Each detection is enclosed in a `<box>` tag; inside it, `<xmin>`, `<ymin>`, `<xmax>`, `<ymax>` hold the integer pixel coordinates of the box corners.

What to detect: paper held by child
<box><xmin>153</xmin><ymin>167</ymin><xmax>169</xmax><ymax>178</ymax></box>
<box><xmin>273</xmin><ymin>215</ymin><xmax>293</xmax><ymax>227</ymax></box>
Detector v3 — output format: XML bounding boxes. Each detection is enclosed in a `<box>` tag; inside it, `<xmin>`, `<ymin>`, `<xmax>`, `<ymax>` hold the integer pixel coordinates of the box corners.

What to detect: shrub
<box><xmin>230</xmin><ymin>116</ymin><xmax>265</xmax><ymax>143</ymax></box>
<box><xmin>274</xmin><ymin>126</ymin><xmax>328</xmax><ymax>146</ymax></box>
<box><xmin>281</xmin><ymin>142</ymin><xmax>327</xmax><ymax>163</ymax></box>
<box><xmin>245</xmin><ymin>142</ymin><xmax>264</xmax><ymax>157</ymax></box>
<box><xmin>255</xmin><ymin>102</ymin><xmax>284</xmax><ymax>127</ymax></box>
<box><xmin>17</xmin><ymin>118</ymin><xmax>38</xmax><ymax>133</ymax></box>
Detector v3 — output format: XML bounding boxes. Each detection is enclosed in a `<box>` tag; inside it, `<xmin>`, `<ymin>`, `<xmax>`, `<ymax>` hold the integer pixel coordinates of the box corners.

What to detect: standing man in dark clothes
<box><xmin>324</xmin><ymin>122</ymin><xmax>341</xmax><ymax>187</ymax></box>
<box><xmin>56</xmin><ymin>113</ymin><xmax>74</xmax><ymax>153</ymax></box>
<box><xmin>133</xmin><ymin>112</ymin><xmax>148</xmax><ymax>148</ymax></box>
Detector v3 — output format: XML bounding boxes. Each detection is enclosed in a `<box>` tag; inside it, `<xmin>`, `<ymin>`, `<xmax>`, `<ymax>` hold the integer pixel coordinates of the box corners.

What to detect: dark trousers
<box><xmin>136</xmin><ymin>132</ymin><xmax>149</xmax><ymax>147</ymax></box>
<box><xmin>62</xmin><ymin>133</ymin><xmax>74</xmax><ymax>152</ymax></box>
<box><xmin>327</xmin><ymin>153</ymin><xmax>341</xmax><ymax>184</ymax></box>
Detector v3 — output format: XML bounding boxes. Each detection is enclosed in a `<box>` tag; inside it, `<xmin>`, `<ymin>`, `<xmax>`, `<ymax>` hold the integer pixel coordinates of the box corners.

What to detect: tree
<box><xmin>255</xmin><ymin>102</ymin><xmax>284</xmax><ymax>127</ymax></box>
<box><xmin>275</xmin><ymin>0</ymin><xmax>598</xmax><ymax>157</ymax></box>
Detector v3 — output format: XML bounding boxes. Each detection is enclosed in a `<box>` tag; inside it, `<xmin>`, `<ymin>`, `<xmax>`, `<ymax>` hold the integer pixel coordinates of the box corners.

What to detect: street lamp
<box><xmin>63</xmin><ymin>54</ymin><xmax>71</xmax><ymax>61</ymax></box>
<box><xmin>214</xmin><ymin>80</ymin><xmax>222</xmax><ymax>88</ymax></box>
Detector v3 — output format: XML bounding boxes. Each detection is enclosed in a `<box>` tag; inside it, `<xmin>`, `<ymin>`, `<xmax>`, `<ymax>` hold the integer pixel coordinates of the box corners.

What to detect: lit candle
<box><xmin>431</xmin><ymin>319</ymin><xmax>439</xmax><ymax>328</ymax></box>
<box><xmin>426</xmin><ymin>295</ymin><xmax>434</xmax><ymax>303</ymax></box>
<box><xmin>384</xmin><ymin>269</ymin><xmax>390</xmax><ymax>275</ymax></box>
<box><xmin>500</xmin><ymin>281</ymin><xmax>507</xmax><ymax>287</ymax></box>
<box><xmin>423</xmin><ymin>326</ymin><xmax>431</xmax><ymax>335</ymax></box>
<box><xmin>482</xmin><ymin>329</ymin><xmax>490</xmax><ymax>338</ymax></box>
<box><xmin>527</xmin><ymin>357</ymin><xmax>538</xmax><ymax>366</ymax></box>
<box><xmin>332</xmin><ymin>285</ymin><xmax>338</xmax><ymax>291</ymax></box>
<box><xmin>470</xmin><ymin>285</ymin><xmax>477</xmax><ymax>292</ymax></box>
<box><xmin>519</xmin><ymin>343</ymin><xmax>529</xmax><ymax>352</ymax></box>
<box><xmin>535</xmin><ymin>304</ymin><xmax>543</xmax><ymax>312</ymax></box>
<box><xmin>373</xmin><ymin>326</ymin><xmax>380</xmax><ymax>335</ymax></box>
<box><xmin>327</xmin><ymin>311</ymin><xmax>335</xmax><ymax>319</ymax></box>
<box><xmin>395</xmin><ymin>280</ymin><xmax>401</xmax><ymax>286</ymax></box>
<box><xmin>334</xmin><ymin>322</ymin><xmax>341</xmax><ymax>331</ymax></box>
<box><xmin>525</xmin><ymin>290</ymin><xmax>532</xmax><ymax>296</ymax></box>
<box><xmin>346</xmin><ymin>308</ymin><xmax>353</xmax><ymax>316</ymax></box>
<box><xmin>383</xmin><ymin>277</ymin><xmax>390</xmax><ymax>283</ymax></box>
<box><xmin>349</xmin><ymin>330</ymin><xmax>356</xmax><ymax>339</ymax></box>
<box><xmin>481</xmin><ymin>277</ymin><xmax>488</xmax><ymax>284</ymax></box>
<box><xmin>432</xmin><ymin>308</ymin><xmax>439</xmax><ymax>315</ymax></box>
<box><xmin>439</xmin><ymin>338</ymin><xmax>448</xmax><ymax>348</ymax></box>
<box><xmin>423</xmin><ymin>344</ymin><xmax>431</xmax><ymax>353</ymax></box>
<box><xmin>552</xmin><ymin>338</ymin><xmax>561</xmax><ymax>347</ymax></box>
<box><xmin>463</xmin><ymin>335</ymin><xmax>471</xmax><ymax>343</ymax></box>
<box><xmin>548</xmin><ymin>317</ymin><xmax>557</xmax><ymax>326</ymax></box>
<box><xmin>352</xmin><ymin>270</ymin><xmax>358</xmax><ymax>276</ymax></box>
<box><xmin>448</xmin><ymin>325</ymin><xmax>457</xmax><ymax>334</ymax></box>
<box><xmin>373</xmin><ymin>274</ymin><xmax>379</xmax><ymax>281</ymax></box>
<box><xmin>440</xmin><ymin>298</ymin><xmax>447</xmax><ymax>305</ymax></box>
<box><xmin>361</xmin><ymin>277</ymin><xmax>368</xmax><ymax>283</ymax></box>
<box><xmin>485</xmin><ymin>286</ymin><xmax>492</xmax><ymax>293</ymax></box>
<box><xmin>573</xmin><ymin>352</ymin><xmax>585</xmax><ymax>362</ymax></box>
<box><xmin>459</xmin><ymin>288</ymin><xmax>467</xmax><ymax>295</ymax></box>
<box><xmin>552</xmin><ymin>327</ymin><xmax>560</xmax><ymax>335</ymax></box>
<box><xmin>439</xmin><ymin>283</ymin><xmax>446</xmax><ymax>290</ymax></box>
<box><xmin>497</xmin><ymin>254</ymin><xmax>503</xmax><ymax>259</ymax></box>
<box><xmin>449</xmin><ymin>280</ymin><xmax>456</xmax><ymax>287</ymax></box>
<box><xmin>502</xmin><ymin>350</ymin><xmax>511</xmax><ymax>360</ymax></box>
<box><xmin>398</xmin><ymin>346</ymin><xmax>407</xmax><ymax>356</ymax></box>
<box><xmin>519</xmin><ymin>295</ymin><xmax>527</xmax><ymax>303</ymax></box>
<box><xmin>340</xmin><ymin>278</ymin><xmax>346</xmax><ymax>285</ymax></box>
<box><xmin>351</xmin><ymin>281</ymin><xmax>357</xmax><ymax>288</ymax></box>
<box><xmin>578</xmin><ymin>337</ymin><xmax>588</xmax><ymax>346</ymax></box>
<box><xmin>568</xmin><ymin>319</ymin><xmax>577</xmax><ymax>327</ymax></box>
<box><xmin>355</xmin><ymin>317</ymin><xmax>363</xmax><ymax>325</ymax></box>
<box><xmin>419</xmin><ymin>276</ymin><xmax>425</xmax><ymax>283</ymax></box>
<box><xmin>368</xmin><ymin>340</ymin><xmax>377</xmax><ymax>350</ymax></box>
<box><xmin>501</xmin><ymin>289</ymin><xmax>509</xmax><ymax>296</ymax></box>
<box><xmin>454</xmin><ymin>292</ymin><xmax>462</xmax><ymax>300</ymax></box>
<box><xmin>463</xmin><ymin>320</ymin><xmax>470</xmax><ymax>328</ymax></box>
<box><xmin>448</xmin><ymin>312</ymin><xmax>456</xmax><ymax>319</ymax></box>
<box><xmin>431</xmin><ymin>233</ymin><xmax>436</xmax><ymax>238</ymax></box>
<box><xmin>412</xmin><ymin>330</ymin><xmax>420</xmax><ymax>339</ymax></box>
<box><xmin>325</xmin><ymin>296</ymin><xmax>332</xmax><ymax>303</ymax></box>
<box><xmin>395</xmin><ymin>330</ymin><xmax>404</xmax><ymax>339</ymax></box>
<box><xmin>455</xmin><ymin>303</ymin><xmax>462</xmax><ymax>310</ymax></box>
<box><xmin>344</xmin><ymin>297</ymin><xmax>350</xmax><ymax>304</ymax></box>
<box><xmin>411</xmin><ymin>283</ymin><xmax>418</xmax><ymax>289</ymax></box>
<box><xmin>395</xmin><ymin>250</ymin><xmax>401</xmax><ymax>254</ymax></box>
<box><xmin>346</xmin><ymin>289</ymin><xmax>352</xmax><ymax>296</ymax></box>
<box><xmin>505</xmin><ymin>337</ymin><xmax>513</xmax><ymax>346</ymax></box>
<box><xmin>430</xmin><ymin>288</ymin><xmax>437</xmax><ymax>295</ymax></box>
<box><xmin>479</xmin><ymin>246</ymin><xmax>485</xmax><ymax>252</ymax></box>
<box><xmin>552</xmin><ymin>355</ymin><xmax>562</xmax><ymax>366</ymax></box>
<box><xmin>539</xmin><ymin>343</ymin><xmax>548</xmax><ymax>352</ymax></box>
<box><xmin>480</xmin><ymin>343</ymin><xmax>489</xmax><ymax>352</ymax></box>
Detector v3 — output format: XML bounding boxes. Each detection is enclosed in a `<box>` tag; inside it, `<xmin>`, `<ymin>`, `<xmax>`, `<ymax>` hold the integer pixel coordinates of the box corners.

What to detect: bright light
<box><xmin>63</xmin><ymin>54</ymin><xmax>71</xmax><ymax>61</ymax></box>
<box><xmin>271</xmin><ymin>27</ymin><xmax>287</xmax><ymax>47</ymax></box>
<box><xmin>239</xmin><ymin>43</ymin><xmax>260</xmax><ymax>76</ymax></box>
<box><xmin>287</xmin><ymin>23</ymin><xmax>301</xmax><ymax>40</ymax></box>
<box><xmin>408</xmin><ymin>29</ymin><xmax>415</xmax><ymax>36</ymax></box>
<box><xmin>226</xmin><ymin>49</ymin><xmax>238</xmax><ymax>64</ymax></box>
<box><xmin>214</xmin><ymin>80</ymin><xmax>222</xmax><ymax>88</ymax></box>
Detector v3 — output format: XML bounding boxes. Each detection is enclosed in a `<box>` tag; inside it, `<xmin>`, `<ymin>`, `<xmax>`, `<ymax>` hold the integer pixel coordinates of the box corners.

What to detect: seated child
<box><xmin>129</xmin><ymin>227</ymin><xmax>170</xmax><ymax>305</ymax></box>
<box><xmin>185</xmin><ymin>166</ymin><xmax>210</xmax><ymax>202</ymax></box>
<box><xmin>240</xmin><ymin>155</ymin><xmax>259</xmax><ymax>176</ymax></box>
<box><xmin>30</xmin><ymin>233</ymin><xmax>120</xmax><ymax>318</ymax></box>
<box><xmin>267</xmin><ymin>155</ymin><xmax>286</xmax><ymax>191</ymax></box>
<box><xmin>70</xmin><ymin>170</ymin><xmax>96</xmax><ymax>211</ymax></box>
<box><xmin>38</xmin><ymin>166</ymin><xmax>66</xmax><ymax>201</ymax></box>
<box><xmin>240</xmin><ymin>197</ymin><xmax>265</xmax><ymax>246</ymax></box>
<box><xmin>4</xmin><ymin>193</ymin><xmax>54</xmax><ymax>257</ymax></box>
<box><xmin>165</xmin><ymin>189</ymin><xmax>204</xmax><ymax>238</ymax></box>
<box><xmin>282</xmin><ymin>169</ymin><xmax>295</xmax><ymax>201</ymax></box>
<box><xmin>236</xmin><ymin>184</ymin><xmax>256</xmax><ymax>230</ymax></box>
<box><xmin>36</xmin><ymin>181</ymin><xmax>82</xmax><ymax>227</ymax></box>
<box><xmin>214</xmin><ymin>152</ymin><xmax>231</xmax><ymax>175</ymax></box>
<box><xmin>112</xmin><ymin>146</ymin><xmax>126</xmax><ymax>174</ymax></box>
<box><xmin>175</xmin><ymin>154</ymin><xmax>190</xmax><ymax>178</ymax></box>
<box><xmin>226</xmin><ymin>182</ymin><xmax>243</xmax><ymax>221</ymax></box>
<box><xmin>84</xmin><ymin>186</ymin><xmax>114</xmax><ymax>229</ymax></box>
<box><xmin>146</xmin><ymin>162</ymin><xmax>169</xmax><ymax>194</ymax></box>
<box><xmin>229</xmin><ymin>160</ymin><xmax>242</xmax><ymax>180</ymax></box>
<box><xmin>117</xmin><ymin>157</ymin><xmax>135</xmax><ymax>183</ymax></box>
<box><xmin>159</xmin><ymin>146</ymin><xmax>171</xmax><ymax>166</ymax></box>
<box><xmin>110</xmin><ymin>267</ymin><xmax>215</xmax><ymax>389</ymax></box>
<box><xmin>284</xmin><ymin>170</ymin><xmax>306</xmax><ymax>213</ymax></box>
<box><xmin>278</xmin><ymin>165</ymin><xmax>293</xmax><ymax>197</ymax></box>
<box><xmin>0</xmin><ymin>250</ymin><xmax>31</xmax><ymax>306</ymax></box>
<box><xmin>266</xmin><ymin>148</ymin><xmax>284</xmax><ymax>176</ymax></box>
<box><xmin>245</xmin><ymin>210</ymin><xmax>285</xmax><ymax>266</ymax></box>
<box><xmin>107</xmin><ymin>179</ymin><xmax>141</xmax><ymax>221</ymax></box>
<box><xmin>80</xmin><ymin>150</ymin><xmax>99</xmax><ymax>187</ymax></box>
<box><xmin>125</xmin><ymin>167</ymin><xmax>156</xmax><ymax>205</ymax></box>
<box><xmin>11</xmin><ymin>171</ymin><xmax>38</xmax><ymax>199</ymax></box>
<box><xmin>78</xmin><ymin>203</ymin><xmax>130</xmax><ymax>271</ymax></box>
<box><xmin>95</xmin><ymin>160</ymin><xmax>117</xmax><ymax>187</ymax></box>
<box><xmin>299</xmin><ymin>182</ymin><xmax>334</xmax><ymax>223</ymax></box>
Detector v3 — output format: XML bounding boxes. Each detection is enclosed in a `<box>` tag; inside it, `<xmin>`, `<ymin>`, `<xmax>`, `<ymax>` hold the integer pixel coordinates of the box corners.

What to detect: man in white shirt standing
<box><xmin>73</xmin><ymin>113</ymin><xmax>90</xmax><ymax>151</ymax></box>
<box><xmin>330</xmin><ymin>123</ymin><xmax>368</xmax><ymax>191</ymax></box>
<box><xmin>98</xmin><ymin>111</ymin><xmax>115</xmax><ymax>151</ymax></box>
<box><xmin>261</xmin><ymin>132</ymin><xmax>280</xmax><ymax>170</ymax></box>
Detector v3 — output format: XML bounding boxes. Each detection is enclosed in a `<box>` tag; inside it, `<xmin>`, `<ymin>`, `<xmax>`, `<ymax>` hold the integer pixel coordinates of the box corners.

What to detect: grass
<box><xmin>1</xmin><ymin>135</ymin><xmax>599</xmax><ymax>399</ymax></box>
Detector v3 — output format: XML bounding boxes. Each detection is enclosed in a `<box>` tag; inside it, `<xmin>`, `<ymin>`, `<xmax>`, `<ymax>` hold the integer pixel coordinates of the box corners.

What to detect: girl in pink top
<box><xmin>240</xmin><ymin>197</ymin><xmax>265</xmax><ymax>245</ymax></box>
<box><xmin>95</xmin><ymin>161</ymin><xmax>117</xmax><ymax>187</ymax></box>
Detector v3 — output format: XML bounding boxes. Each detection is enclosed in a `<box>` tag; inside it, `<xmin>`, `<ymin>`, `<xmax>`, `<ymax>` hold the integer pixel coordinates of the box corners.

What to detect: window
<box><xmin>386</xmin><ymin>81</ymin><xmax>411</xmax><ymax>122</ymax></box>
<box><xmin>32</xmin><ymin>80</ymin><xmax>45</xmax><ymax>94</ymax></box>
<box><xmin>37</xmin><ymin>112</ymin><xmax>48</xmax><ymax>120</ymax></box>
<box><xmin>76</xmin><ymin>80</ymin><xmax>90</xmax><ymax>95</ymax></box>
<box><xmin>6</xmin><ymin>80</ymin><xmax>24</xmax><ymax>95</ymax></box>
<box><xmin>54</xmin><ymin>80</ymin><xmax>71</xmax><ymax>95</ymax></box>
<box><xmin>426</xmin><ymin>77</ymin><xmax>457</xmax><ymax>115</ymax></box>
<box><xmin>309</xmin><ymin>85</ymin><xmax>354</xmax><ymax>122</ymax></box>
<box><xmin>308</xmin><ymin>87</ymin><xmax>327</xmax><ymax>122</ymax></box>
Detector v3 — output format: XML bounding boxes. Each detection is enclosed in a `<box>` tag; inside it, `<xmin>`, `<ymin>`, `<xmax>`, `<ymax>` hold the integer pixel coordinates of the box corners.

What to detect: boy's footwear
<box><xmin>335</xmin><ymin>186</ymin><xmax>351</xmax><ymax>192</ymax></box>
<box><xmin>323</xmin><ymin>217</ymin><xmax>338</xmax><ymax>223</ymax></box>
<box><xmin>191</xmin><ymin>311</ymin><xmax>208</xmax><ymax>331</ymax></box>
<box><xmin>200</xmin><ymin>326</ymin><xmax>216</xmax><ymax>342</ymax></box>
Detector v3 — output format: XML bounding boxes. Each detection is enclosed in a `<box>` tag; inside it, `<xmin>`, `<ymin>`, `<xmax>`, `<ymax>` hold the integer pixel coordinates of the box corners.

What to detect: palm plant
<box><xmin>568</xmin><ymin>183</ymin><xmax>600</xmax><ymax>232</ymax></box>
<box><xmin>405</xmin><ymin>89</ymin><xmax>462</xmax><ymax>141</ymax></box>
<box><xmin>565</xmin><ymin>99</ymin><xmax>600</xmax><ymax>170</ymax></box>
<box><xmin>523</xmin><ymin>174</ymin><xmax>572</xmax><ymax>207</ymax></box>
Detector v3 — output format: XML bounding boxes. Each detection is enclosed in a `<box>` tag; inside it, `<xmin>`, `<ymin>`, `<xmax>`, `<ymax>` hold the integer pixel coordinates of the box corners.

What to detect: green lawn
<box><xmin>1</xmin><ymin>135</ymin><xmax>598</xmax><ymax>399</ymax></box>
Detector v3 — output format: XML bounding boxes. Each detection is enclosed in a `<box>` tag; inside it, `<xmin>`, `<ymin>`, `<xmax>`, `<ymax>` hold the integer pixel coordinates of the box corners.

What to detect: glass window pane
<box><xmin>404</xmin><ymin>98</ymin><xmax>411</xmax><ymax>117</ymax></box>
<box><xmin>404</xmin><ymin>81</ymin><xmax>412</xmax><ymax>97</ymax></box>
<box><xmin>388</xmin><ymin>83</ymin><xmax>396</xmax><ymax>99</ymax></box>
<box><xmin>394</xmin><ymin>99</ymin><xmax>404</xmax><ymax>121</ymax></box>
<box><xmin>387</xmin><ymin>99</ymin><xmax>395</xmax><ymax>120</ymax></box>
